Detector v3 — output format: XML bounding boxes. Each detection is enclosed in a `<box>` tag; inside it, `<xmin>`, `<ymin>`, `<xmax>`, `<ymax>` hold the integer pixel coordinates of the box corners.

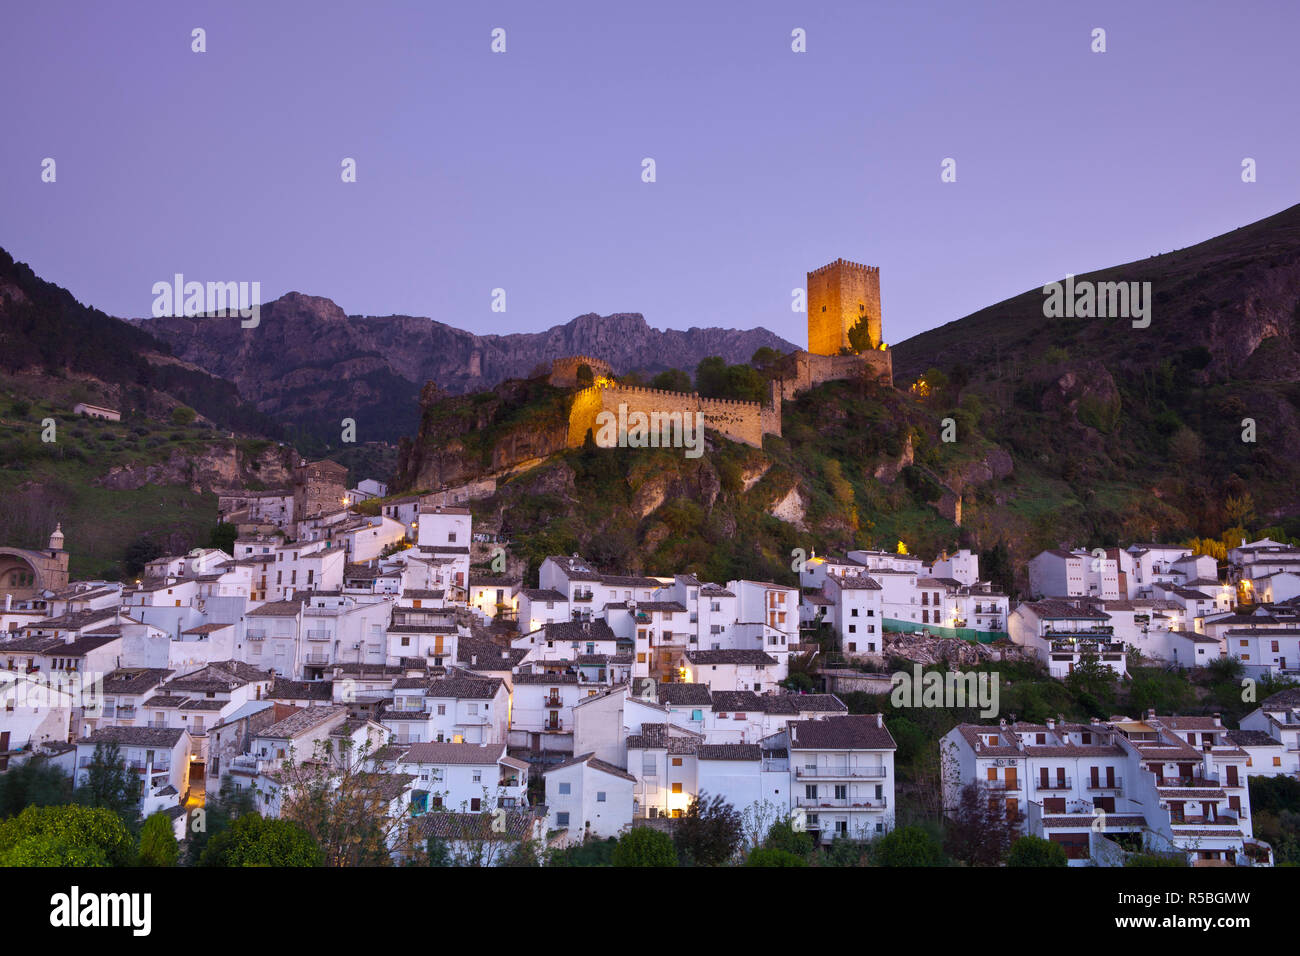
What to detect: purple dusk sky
<box><xmin>2</xmin><ymin>0</ymin><xmax>1297</xmax><ymax>350</ymax></box>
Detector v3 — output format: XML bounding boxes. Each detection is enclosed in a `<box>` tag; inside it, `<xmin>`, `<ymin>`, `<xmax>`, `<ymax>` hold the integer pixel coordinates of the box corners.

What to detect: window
<box><xmin>558</xmin><ymin>782</ymin><xmax>571</xmax><ymax>795</ymax></box>
<box><xmin>691</xmin><ymin>709</ymin><xmax>702</xmax><ymax>721</ymax></box>
<box><xmin>596</xmin><ymin>791</ymin><xmax>606</xmax><ymax>802</ymax></box>
<box><xmin>805</xmin><ymin>785</ymin><xmax>818</xmax><ymax>799</ymax></box>
<box><xmin>671</xmin><ymin>757</ymin><xmax>683</xmax><ymax>767</ymax></box>
<box><xmin>557</xmin><ymin>812</ymin><xmax>569</xmax><ymax>826</ymax></box>
<box><xmin>671</xmin><ymin>782</ymin><xmax>682</xmax><ymax>794</ymax></box>
<box><xmin>834</xmin><ymin>785</ymin><xmax>847</xmax><ymax>800</ymax></box>
<box><xmin>848</xmin><ymin>624</ymin><xmax>856</xmax><ymax>634</ymax></box>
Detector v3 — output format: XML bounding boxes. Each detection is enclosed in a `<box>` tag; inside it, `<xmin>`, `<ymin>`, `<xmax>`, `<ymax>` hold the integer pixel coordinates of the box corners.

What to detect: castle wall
<box><xmin>807</xmin><ymin>259</ymin><xmax>881</xmax><ymax>355</ymax></box>
<box><xmin>774</xmin><ymin>349</ymin><xmax>892</xmax><ymax>400</ymax></box>
<box><xmin>567</xmin><ymin>384</ymin><xmax>776</xmax><ymax>450</ymax></box>
<box><xmin>550</xmin><ymin>355</ymin><xmax>614</xmax><ymax>388</ymax></box>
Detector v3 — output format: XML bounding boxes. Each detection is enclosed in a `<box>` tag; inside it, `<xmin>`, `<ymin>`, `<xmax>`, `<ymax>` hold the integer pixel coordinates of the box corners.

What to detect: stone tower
<box><xmin>807</xmin><ymin>259</ymin><xmax>881</xmax><ymax>355</ymax></box>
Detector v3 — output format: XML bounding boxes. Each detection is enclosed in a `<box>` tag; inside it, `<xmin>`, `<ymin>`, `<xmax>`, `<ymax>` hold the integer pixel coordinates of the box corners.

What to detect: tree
<box><xmin>138</xmin><ymin>811</ymin><xmax>179</xmax><ymax>866</ymax></box>
<box><xmin>186</xmin><ymin>775</ymin><xmax>255</xmax><ymax>865</ymax></box>
<box><xmin>576</xmin><ymin>364</ymin><xmax>594</xmax><ymax>387</ymax></box>
<box><xmin>611</xmin><ymin>827</ymin><xmax>677</xmax><ymax>867</ymax></box>
<box><xmin>207</xmin><ymin>521</ymin><xmax>238</xmax><ymax>553</ymax></box>
<box><xmin>944</xmin><ymin>782</ymin><xmax>1017</xmax><ymax>866</ymax></box>
<box><xmin>122</xmin><ymin>535</ymin><xmax>162</xmax><ymax>578</ymax></box>
<box><xmin>746</xmin><ymin>847</ymin><xmax>807</xmax><ymax>866</ymax></box>
<box><xmin>750</xmin><ymin>346</ymin><xmax>782</xmax><ymax>370</ymax></box>
<box><xmin>1064</xmin><ymin>654</ymin><xmax>1119</xmax><ymax>716</ymax></box>
<box><xmin>0</xmin><ymin>804</ymin><xmax>134</xmax><ymax>867</ymax></box>
<box><xmin>673</xmin><ymin>793</ymin><xmax>743</xmax><ymax>866</ymax></box>
<box><xmin>0</xmin><ymin>759</ymin><xmax>73</xmax><ymax>817</ymax></box>
<box><xmin>847</xmin><ymin>317</ymin><xmax>874</xmax><ymax>354</ymax></box>
<box><xmin>170</xmin><ymin>405</ymin><xmax>197</xmax><ymax>426</ymax></box>
<box><xmin>1007</xmin><ymin>835</ymin><xmax>1067</xmax><ymax>867</ymax></box>
<box><xmin>75</xmin><ymin>742</ymin><xmax>142</xmax><ymax>821</ymax></box>
<box><xmin>650</xmin><ymin>368</ymin><xmax>693</xmax><ymax>393</ymax></box>
<box><xmin>199</xmin><ymin>812</ymin><xmax>323</xmax><ymax>867</ymax></box>
<box><xmin>763</xmin><ymin>819</ymin><xmax>814</xmax><ymax>859</ymax></box>
<box><xmin>270</xmin><ymin>735</ymin><xmax>409</xmax><ymax>866</ymax></box>
<box><xmin>872</xmin><ymin>824</ymin><xmax>946</xmax><ymax>867</ymax></box>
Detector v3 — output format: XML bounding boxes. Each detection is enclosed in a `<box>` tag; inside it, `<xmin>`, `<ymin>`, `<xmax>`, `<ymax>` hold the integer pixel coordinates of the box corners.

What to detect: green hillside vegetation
<box><xmin>0</xmin><ymin>392</ymin><xmax>280</xmax><ymax>579</ymax></box>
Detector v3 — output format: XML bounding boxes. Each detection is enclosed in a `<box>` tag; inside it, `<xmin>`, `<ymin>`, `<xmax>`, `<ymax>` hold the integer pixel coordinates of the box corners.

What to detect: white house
<box><xmin>543</xmin><ymin>751</ymin><xmax>636</xmax><ymax>842</ymax></box>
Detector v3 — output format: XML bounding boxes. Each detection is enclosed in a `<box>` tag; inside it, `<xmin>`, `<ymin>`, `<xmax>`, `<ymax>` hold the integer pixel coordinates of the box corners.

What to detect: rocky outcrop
<box><xmin>94</xmin><ymin>441</ymin><xmax>295</xmax><ymax>494</ymax></box>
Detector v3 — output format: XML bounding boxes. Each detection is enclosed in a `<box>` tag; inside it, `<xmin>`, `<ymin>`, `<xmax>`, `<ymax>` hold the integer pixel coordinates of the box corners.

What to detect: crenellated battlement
<box><xmin>808</xmin><ymin>258</ymin><xmax>879</xmax><ymax>277</ymax></box>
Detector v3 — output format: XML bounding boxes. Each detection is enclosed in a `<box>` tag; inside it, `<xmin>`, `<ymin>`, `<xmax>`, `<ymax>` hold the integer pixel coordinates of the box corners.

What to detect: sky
<box><xmin>2</xmin><ymin>0</ymin><xmax>1298</xmax><ymax>349</ymax></box>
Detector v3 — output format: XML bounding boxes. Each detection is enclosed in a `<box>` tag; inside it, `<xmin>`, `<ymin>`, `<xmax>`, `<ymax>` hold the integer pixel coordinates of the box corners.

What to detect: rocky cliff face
<box><xmin>94</xmin><ymin>441</ymin><xmax>297</xmax><ymax>494</ymax></box>
<box><xmin>136</xmin><ymin>297</ymin><xmax>797</xmax><ymax>442</ymax></box>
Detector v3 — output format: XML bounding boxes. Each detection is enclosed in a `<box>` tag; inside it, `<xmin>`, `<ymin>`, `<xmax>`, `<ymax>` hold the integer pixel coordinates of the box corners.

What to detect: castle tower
<box><xmin>807</xmin><ymin>259</ymin><xmax>881</xmax><ymax>355</ymax></box>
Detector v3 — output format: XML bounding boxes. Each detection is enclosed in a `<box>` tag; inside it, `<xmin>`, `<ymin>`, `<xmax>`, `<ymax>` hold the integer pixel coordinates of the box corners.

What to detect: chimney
<box><xmin>1213</xmin><ymin>713</ymin><xmax>1222</xmax><ymax>727</ymax></box>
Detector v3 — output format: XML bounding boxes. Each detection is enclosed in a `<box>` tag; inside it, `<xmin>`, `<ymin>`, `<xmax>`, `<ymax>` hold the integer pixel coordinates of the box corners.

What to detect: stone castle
<box><xmin>562</xmin><ymin>259</ymin><xmax>893</xmax><ymax>449</ymax></box>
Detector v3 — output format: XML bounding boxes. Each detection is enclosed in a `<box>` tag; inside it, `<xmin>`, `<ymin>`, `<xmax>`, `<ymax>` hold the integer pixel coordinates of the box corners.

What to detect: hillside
<box><xmin>0</xmin><ymin>248</ymin><xmax>284</xmax><ymax>438</ymax></box>
<box><xmin>136</xmin><ymin>296</ymin><xmax>798</xmax><ymax>443</ymax></box>
<box><xmin>889</xmin><ymin>203</ymin><xmax>1300</xmax><ymax>546</ymax></box>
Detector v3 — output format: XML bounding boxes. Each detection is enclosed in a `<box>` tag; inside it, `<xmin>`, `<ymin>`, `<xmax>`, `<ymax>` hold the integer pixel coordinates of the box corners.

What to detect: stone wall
<box><xmin>773</xmin><ymin>348</ymin><xmax>892</xmax><ymax>400</ymax></box>
<box><xmin>567</xmin><ymin>383</ymin><xmax>779</xmax><ymax>449</ymax></box>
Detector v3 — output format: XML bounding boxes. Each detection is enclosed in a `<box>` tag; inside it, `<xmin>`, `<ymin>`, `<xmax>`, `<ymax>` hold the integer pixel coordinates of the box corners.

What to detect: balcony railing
<box><xmin>306</xmin><ymin>630</ymin><xmax>331</xmax><ymax>642</ymax></box>
<box><xmin>1154</xmin><ymin>774</ymin><xmax>1217</xmax><ymax>788</ymax></box>
<box><xmin>1087</xmin><ymin>777</ymin><xmax>1124</xmax><ymax>790</ymax></box>
<box><xmin>246</xmin><ymin>630</ymin><xmax>266</xmax><ymax>641</ymax></box>
<box><xmin>542</xmin><ymin>720</ymin><xmax>564</xmax><ymax>733</ymax></box>
<box><xmin>572</xmin><ymin>593</ymin><xmax>593</xmax><ymax>603</ymax></box>
<box><xmin>304</xmin><ymin>652</ymin><xmax>330</xmax><ymax>665</ymax></box>
<box><xmin>794</xmin><ymin>796</ymin><xmax>887</xmax><ymax>810</ymax></box>
<box><xmin>795</xmin><ymin>766</ymin><xmax>887</xmax><ymax>780</ymax></box>
<box><xmin>984</xmin><ymin>779</ymin><xmax>1022</xmax><ymax>791</ymax></box>
<box><xmin>1037</xmin><ymin>777</ymin><xmax>1073</xmax><ymax>790</ymax></box>
<box><xmin>544</xmin><ymin>696</ymin><xmax>562</xmax><ymax>707</ymax></box>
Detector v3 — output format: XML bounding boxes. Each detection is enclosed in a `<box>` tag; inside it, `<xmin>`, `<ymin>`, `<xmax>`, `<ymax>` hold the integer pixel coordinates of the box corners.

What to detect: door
<box><xmin>0</xmin><ymin>731</ymin><xmax>8</xmax><ymax>772</ymax></box>
<box><xmin>1090</xmin><ymin>766</ymin><xmax>1100</xmax><ymax>789</ymax></box>
<box><xmin>1226</xmin><ymin>765</ymin><xmax>1239</xmax><ymax>787</ymax></box>
<box><xmin>1104</xmin><ymin>766</ymin><xmax>1115</xmax><ymax>787</ymax></box>
<box><xmin>1004</xmin><ymin>767</ymin><xmax>1018</xmax><ymax>790</ymax></box>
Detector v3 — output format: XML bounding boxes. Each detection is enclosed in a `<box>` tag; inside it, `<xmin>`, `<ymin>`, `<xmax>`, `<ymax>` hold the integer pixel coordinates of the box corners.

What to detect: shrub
<box><xmin>611</xmin><ymin>827</ymin><xmax>676</xmax><ymax>867</ymax></box>
<box><xmin>745</xmin><ymin>847</ymin><xmax>807</xmax><ymax>867</ymax></box>
<box><xmin>1007</xmin><ymin>835</ymin><xmax>1068</xmax><ymax>867</ymax></box>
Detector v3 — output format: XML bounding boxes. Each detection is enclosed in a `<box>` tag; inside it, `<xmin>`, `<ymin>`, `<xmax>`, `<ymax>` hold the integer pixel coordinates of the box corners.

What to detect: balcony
<box><xmin>1037</xmin><ymin>777</ymin><xmax>1074</xmax><ymax>790</ymax></box>
<box><xmin>544</xmin><ymin>696</ymin><xmax>562</xmax><ymax>707</ymax></box>
<box><xmin>1044</xmin><ymin>626</ymin><xmax>1115</xmax><ymax>638</ymax></box>
<box><xmin>306</xmin><ymin>630</ymin><xmax>331</xmax><ymax>642</ymax></box>
<box><xmin>794</xmin><ymin>796</ymin><xmax>887</xmax><ymax>810</ymax></box>
<box><xmin>246</xmin><ymin>629</ymin><xmax>266</xmax><ymax>641</ymax></box>
<box><xmin>1154</xmin><ymin>773</ymin><xmax>1217</xmax><ymax>788</ymax></box>
<box><xmin>541</xmin><ymin>720</ymin><xmax>565</xmax><ymax>733</ymax></box>
<box><xmin>984</xmin><ymin>779</ymin><xmax>1022</xmax><ymax>791</ymax></box>
<box><xmin>572</xmin><ymin>592</ymin><xmax>593</xmax><ymax>603</ymax></box>
<box><xmin>1087</xmin><ymin>777</ymin><xmax>1124</xmax><ymax>790</ymax></box>
<box><xmin>795</xmin><ymin>766</ymin><xmax>887</xmax><ymax>780</ymax></box>
<box><xmin>304</xmin><ymin>652</ymin><xmax>331</xmax><ymax>666</ymax></box>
